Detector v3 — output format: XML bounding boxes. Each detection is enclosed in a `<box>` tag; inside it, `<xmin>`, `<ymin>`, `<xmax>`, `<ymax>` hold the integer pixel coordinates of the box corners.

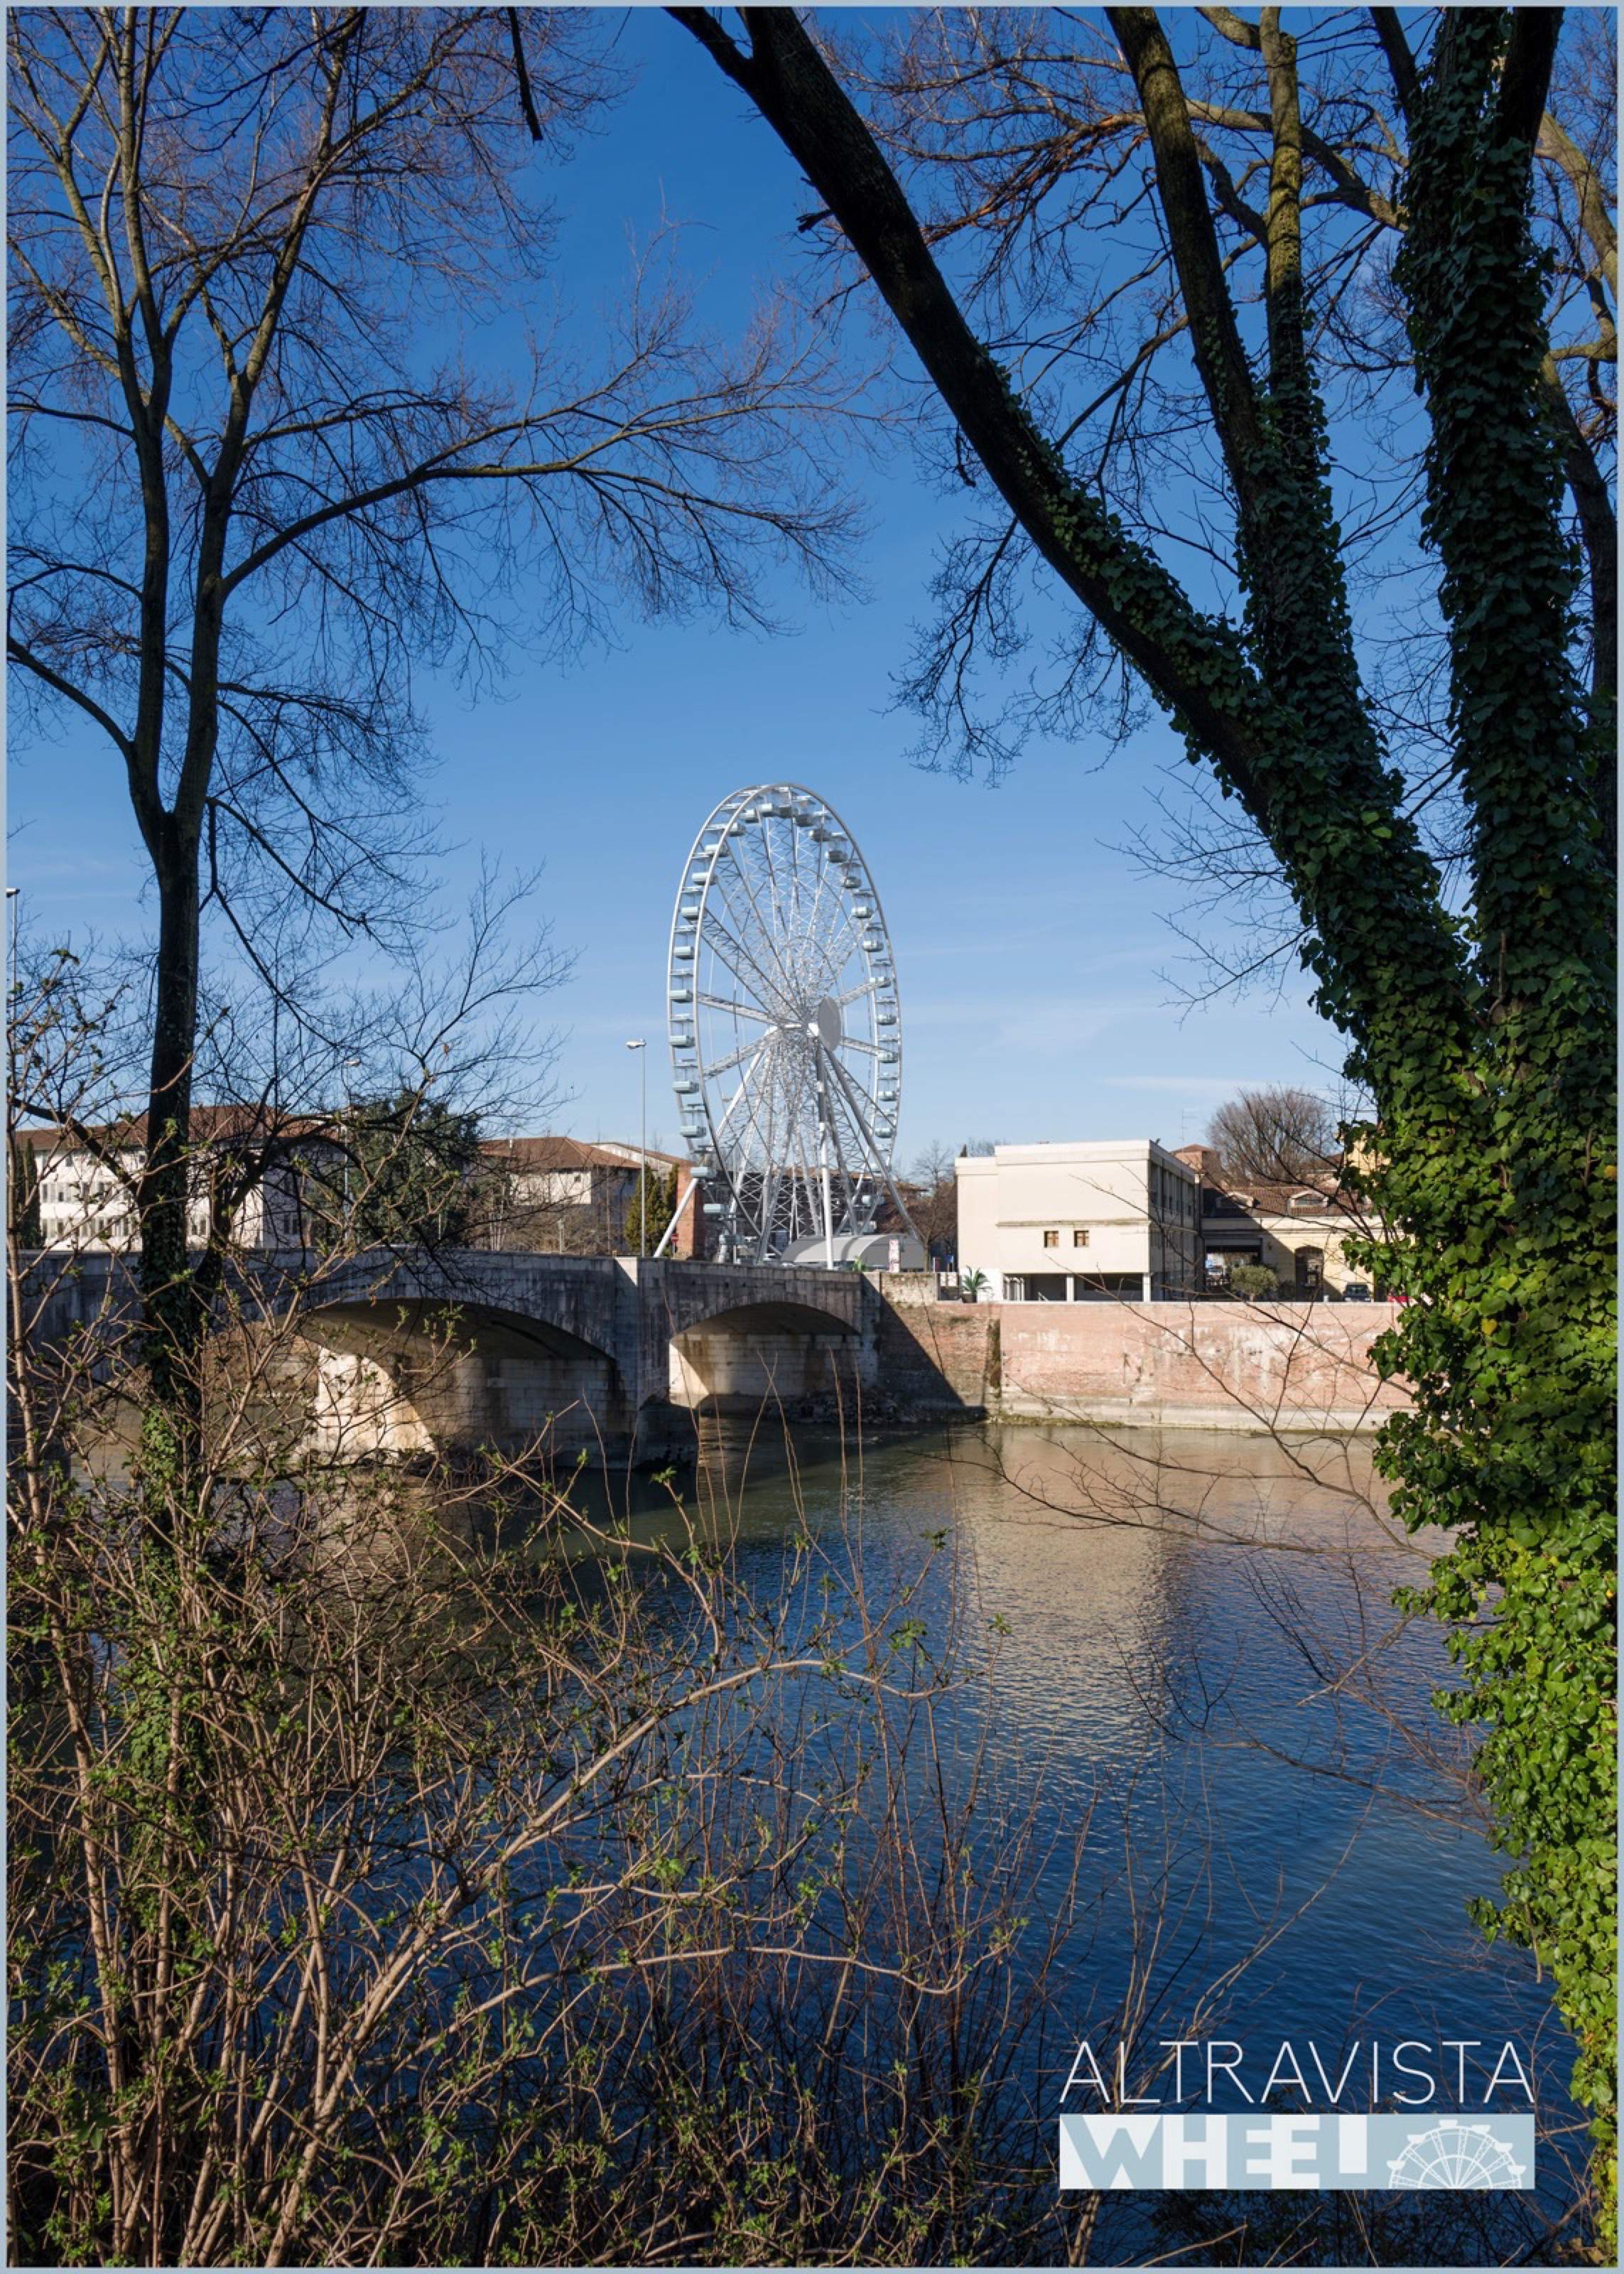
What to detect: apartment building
<box><xmin>17</xmin><ymin>1109</ymin><xmax>314</xmax><ymax>1252</ymax></box>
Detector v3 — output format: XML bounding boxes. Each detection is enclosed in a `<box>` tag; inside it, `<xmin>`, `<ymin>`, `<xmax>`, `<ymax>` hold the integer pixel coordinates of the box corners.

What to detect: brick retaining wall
<box><xmin>875</xmin><ymin>1295</ymin><xmax>1408</xmax><ymax>1433</ymax></box>
<box><xmin>872</xmin><ymin>1293</ymin><xmax>996</xmax><ymax>1409</ymax></box>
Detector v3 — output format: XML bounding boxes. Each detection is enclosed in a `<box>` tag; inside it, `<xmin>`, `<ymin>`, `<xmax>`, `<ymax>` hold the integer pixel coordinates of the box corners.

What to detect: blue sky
<box><xmin>6</xmin><ymin>6</ymin><xmax>1353</xmax><ymax>1169</ymax></box>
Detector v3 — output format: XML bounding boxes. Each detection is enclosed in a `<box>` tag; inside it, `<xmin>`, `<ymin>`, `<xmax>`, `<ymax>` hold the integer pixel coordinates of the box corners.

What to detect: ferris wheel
<box><xmin>1385</xmin><ymin>2122</ymin><xmax>1528</xmax><ymax>2189</ymax></box>
<box><xmin>655</xmin><ymin>783</ymin><xmax>919</xmax><ymax>1266</ymax></box>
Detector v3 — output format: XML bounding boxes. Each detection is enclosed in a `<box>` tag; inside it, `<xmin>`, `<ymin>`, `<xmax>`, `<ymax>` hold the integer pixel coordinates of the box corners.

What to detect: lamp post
<box><xmin>625</xmin><ymin>1038</ymin><xmax>647</xmax><ymax>1257</ymax></box>
<box><xmin>340</xmin><ymin>1056</ymin><xmax>362</xmax><ymax>1240</ymax></box>
<box><xmin>6</xmin><ymin>887</ymin><xmax>18</xmax><ymax>1006</ymax></box>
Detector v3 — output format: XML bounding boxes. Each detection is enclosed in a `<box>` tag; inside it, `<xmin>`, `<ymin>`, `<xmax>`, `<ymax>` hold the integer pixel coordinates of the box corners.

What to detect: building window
<box><xmin>1072</xmin><ymin>1228</ymin><xmax>1089</xmax><ymax>1247</ymax></box>
<box><xmin>1042</xmin><ymin>1229</ymin><xmax>1059</xmax><ymax>1249</ymax></box>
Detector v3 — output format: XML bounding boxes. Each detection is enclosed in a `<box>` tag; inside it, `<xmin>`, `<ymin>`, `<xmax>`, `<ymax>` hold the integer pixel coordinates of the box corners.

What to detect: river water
<box><xmin>569</xmin><ymin>1417</ymin><xmax>1583</xmax><ymax>2263</ymax></box>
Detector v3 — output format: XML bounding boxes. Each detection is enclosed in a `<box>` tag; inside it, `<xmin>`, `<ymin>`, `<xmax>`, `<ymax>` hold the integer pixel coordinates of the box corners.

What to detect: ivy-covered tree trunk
<box><xmin>1381</xmin><ymin>9</ymin><xmax>1618</xmax><ymax>2232</ymax></box>
<box><xmin>675</xmin><ymin>3</ymin><xmax>1616</xmax><ymax>2238</ymax></box>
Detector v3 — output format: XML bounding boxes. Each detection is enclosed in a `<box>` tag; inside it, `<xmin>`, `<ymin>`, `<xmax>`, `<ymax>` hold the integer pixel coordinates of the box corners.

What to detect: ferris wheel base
<box><xmin>781</xmin><ymin>1229</ymin><xmax>927</xmax><ymax>1272</ymax></box>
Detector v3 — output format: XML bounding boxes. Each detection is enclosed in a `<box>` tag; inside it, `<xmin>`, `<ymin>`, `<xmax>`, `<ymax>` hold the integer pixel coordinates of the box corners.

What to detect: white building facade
<box><xmin>955</xmin><ymin>1140</ymin><xmax>1201</xmax><ymax>1301</ymax></box>
<box><xmin>23</xmin><ymin>1121</ymin><xmax>319</xmax><ymax>1254</ymax></box>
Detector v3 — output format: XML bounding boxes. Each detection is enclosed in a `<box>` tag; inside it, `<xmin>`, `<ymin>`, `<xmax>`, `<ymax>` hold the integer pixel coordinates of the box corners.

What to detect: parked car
<box><xmin>1341</xmin><ymin>1281</ymin><xmax>1372</xmax><ymax>1301</ymax></box>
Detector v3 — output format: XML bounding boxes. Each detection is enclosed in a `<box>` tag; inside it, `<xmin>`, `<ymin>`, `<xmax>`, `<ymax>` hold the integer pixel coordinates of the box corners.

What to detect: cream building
<box><xmin>479</xmin><ymin>1137</ymin><xmax>702</xmax><ymax>1256</ymax></box>
<box><xmin>955</xmin><ymin>1140</ymin><xmax>1201</xmax><ymax>1301</ymax></box>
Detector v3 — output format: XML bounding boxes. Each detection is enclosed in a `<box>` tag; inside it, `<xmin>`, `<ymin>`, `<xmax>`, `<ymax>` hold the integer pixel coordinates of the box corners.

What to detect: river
<box><xmin>555</xmin><ymin>1416</ymin><xmax>1583</xmax><ymax>2264</ymax></box>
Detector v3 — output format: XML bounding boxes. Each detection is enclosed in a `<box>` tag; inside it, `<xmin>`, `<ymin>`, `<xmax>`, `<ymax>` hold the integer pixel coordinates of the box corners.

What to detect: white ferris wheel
<box><xmin>654</xmin><ymin>783</ymin><xmax>920</xmax><ymax>1266</ymax></box>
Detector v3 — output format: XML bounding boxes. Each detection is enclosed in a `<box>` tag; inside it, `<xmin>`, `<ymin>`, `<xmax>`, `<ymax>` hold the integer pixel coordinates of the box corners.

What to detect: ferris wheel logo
<box><xmin>1385</xmin><ymin>2120</ymin><xmax>1529</xmax><ymax>2189</ymax></box>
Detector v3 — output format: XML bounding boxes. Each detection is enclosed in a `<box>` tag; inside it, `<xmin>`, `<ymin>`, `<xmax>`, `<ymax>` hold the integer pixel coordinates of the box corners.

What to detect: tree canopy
<box><xmin>9</xmin><ymin>4</ymin><xmax>857</xmax><ymax>1354</ymax></box>
<box><xmin>622</xmin><ymin>1163</ymin><xmax>678</xmax><ymax>1255</ymax></box>
<box><xmin>337</xmin><ymin>1089</ymin><xmax>485</xmax><ymax>1252</ymax></box>
<box><xmin>1208</xmin><ymin>1084</ymin><xmax>1341</xmax><ymax>1184</ymax></box>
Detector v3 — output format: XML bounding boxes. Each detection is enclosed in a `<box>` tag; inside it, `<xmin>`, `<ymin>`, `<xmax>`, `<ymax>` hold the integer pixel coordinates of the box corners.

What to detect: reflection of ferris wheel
<box><xmin>1386</xmin><ymin>2122</ymin><xmax>1527</xmax><ymax>2189</ymax></box>
<box><xmin>656</xmin><ymin>783</ymin><xmax>918</xmax><ymax>1266</ymax></box>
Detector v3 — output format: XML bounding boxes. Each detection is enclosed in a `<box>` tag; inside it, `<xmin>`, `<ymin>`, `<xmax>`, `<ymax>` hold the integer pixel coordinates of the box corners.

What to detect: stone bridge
<box><xmin>23</xmin><ymin>1250</ymin><xmax>886</xmax><ymax>1465</ymax></box>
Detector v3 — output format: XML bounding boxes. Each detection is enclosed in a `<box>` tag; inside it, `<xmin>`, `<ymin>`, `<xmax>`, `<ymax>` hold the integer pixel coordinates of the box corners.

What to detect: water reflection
<box><xmin>556</xmin><ymin>1417</ymin><xmax>1577</xmax><ymax>2258</ymax></box>
<box><xmin>418</xmin><ymin>1414</ymin><xmax>1576</xmax><ymax>2261</ymax></box>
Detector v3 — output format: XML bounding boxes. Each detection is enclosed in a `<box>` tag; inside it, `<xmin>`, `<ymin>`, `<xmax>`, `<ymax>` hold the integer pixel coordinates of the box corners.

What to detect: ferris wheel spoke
<box><xmin>828</xmin><ymin>1077</ymin><xmax>877</xmax><ymax>1173</ymax></box>
<box><xmin>824</xmin><ymin>1079</ymin><xmax>878</xmax><ymax>1186</ymax></box>
<box><xmin>706</xmin><ymin>858</ymin><xmax>766</xmax><ymax>951</ymax></box>
<box><xmin>753</xmin><ymin>1062</ymin><xmax>786</xmax><ymax>1256</ymax></box>
<box><xmin>817</xmin><ymin>1051</ymin><xmax>865</xmax><ymax>1221</ymax></box>
<box><xmin>697</xmin><ymin>993</ymin><xmax>773</xmax><ymax>1028</ymax></box>
<box><xmin>700</xmin><ymin>912</ymin><xmax>781</xmax><ymax>1012</ymax></box>
<box><xmin>745</xmin><ymin>1065</ymin><xmax>797</xmax><ymax>1245</ymax></box>
<box><xmin>823</xmin><ymin>1045</ymin><xmax>892</xmax><ymax>1165</ymax></box>
<box><xmin>717</xmin><ymin>835</ymin><xmax>784</xmax><ymax>974</ymax></box>
<box><xmin>756</xmin><ymin>819</ymin><xmax>792</xmax><ymax>953</ymax></box>
<box><xmin>803</xmin><ymin>844</ymin><xmax>833</xmax><ymax>956</ymax></box>
<box><xmin>822</xmin><ymin>1047</ymin><xmax>920</xmax><ymax>1239</ymax></box>
<box><xmin>812</xmin><ymin>868</ymin><xmax>854</xmax><ymax>991</ymax></box>
<box><xmin>702</xmin><ymin>896</ymin><xmax>781</xmax><ymax>993</ymax></box>
<box><xmin>735</xmin><ymin>1037</ymin><xmax>782</xmax><ymax>1144</ymax></box>
<box><xmin>786</xmin><ymin>1094</ymin><xmax>816</xmax><ymax>1234</ymax></box>
<box><xmin>725</xmin><ymin>1030</ymin><xmax>782</xmax><ymax>1160</ymax></box>
<box><xmin>760</xmin><ymin>1050</ymin><xmax>806</xmax><ymax>1255</ymax></box>
<box><xmin>700</xmin><ymin>1033</ymin><xmax>773</xmax><ymax>1081</ymax></box>
<box><xmin>708</xmin><ymin>1040</ymin><xmax>771</xmax><ymax>1146</ymax></box>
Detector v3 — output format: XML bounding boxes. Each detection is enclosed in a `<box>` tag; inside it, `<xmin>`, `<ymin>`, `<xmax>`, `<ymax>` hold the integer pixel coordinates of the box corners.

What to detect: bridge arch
<box><xmin>300</xmin><ymin>1293</ymin><xmax>628</xmax><ymax>1460</ymax></box>
<box><xmin>664</xmin><ymin>1295</ymin><xmax>867</xmax><ymax>1415</ymax></box>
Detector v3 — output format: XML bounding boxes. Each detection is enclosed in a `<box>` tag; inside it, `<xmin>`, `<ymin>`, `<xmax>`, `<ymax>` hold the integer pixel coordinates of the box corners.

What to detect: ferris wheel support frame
<box><xmin>820</xmin><ymin>1037</ymin><xmax>919</xmax><ymax>1244</ymax></box>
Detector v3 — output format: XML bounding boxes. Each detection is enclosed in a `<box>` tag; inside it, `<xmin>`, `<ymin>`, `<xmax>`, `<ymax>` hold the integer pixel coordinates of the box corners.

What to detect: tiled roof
<box><xmin>1203</xmin><ymin>1176</ymin><xmax>1364</xmax><ymax>1219</ymax></box>
<box><xmin>15</xmin><ymin>1105</ymin><xmax>331</xmax><ymax>1153</ymax></box>
<box><xmin>481</xmin><ymin>1136</ymin><xmax>684</xmax><ymax>1173</ymax></box>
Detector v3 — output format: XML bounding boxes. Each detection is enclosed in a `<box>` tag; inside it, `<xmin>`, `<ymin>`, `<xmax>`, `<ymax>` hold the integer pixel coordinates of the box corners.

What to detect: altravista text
<box><xmin>1062</xmin><ymin>2039</ymin><xmax>1536</xmax><ymax>2107</ymax></box>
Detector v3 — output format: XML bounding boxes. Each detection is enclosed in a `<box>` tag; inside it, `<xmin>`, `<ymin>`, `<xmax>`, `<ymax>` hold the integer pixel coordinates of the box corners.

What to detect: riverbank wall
<box><xmin>876</xmin><ymin>1280</ymin><xmax>1409</xmax><ymax>1434</ymax></box>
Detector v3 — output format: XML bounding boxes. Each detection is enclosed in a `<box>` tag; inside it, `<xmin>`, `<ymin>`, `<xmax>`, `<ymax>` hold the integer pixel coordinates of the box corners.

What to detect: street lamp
<box><xmin>625</xmin><ymin>1038</ymin><xmax>647</xmax><ymax>1257</ymax></box>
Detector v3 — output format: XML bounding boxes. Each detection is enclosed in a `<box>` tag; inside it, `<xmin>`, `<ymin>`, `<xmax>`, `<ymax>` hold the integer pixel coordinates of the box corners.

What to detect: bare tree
<box><xmin>836</xmin><ymin>5</ymin><xmax>1613</xmax><ymax>771</ymax></box>
<box><xmin>1208</xmin><ymin>1083</ymin><xmax>1340</xmax><ymax>1185</ymax></box>
<box><xmin>764</xmin><ymin>7</ymin><xmax>1613</xmax><ymax>1001</ymax></box>
<box><xmin>908</xmin><ymin>1136</ymin><xmax>959</xmax><ymax>1256</ymax></box>
<box><xmin>8</xmin><ymin>6</ymin><xmax>861</xmax><ymax>1384</ymax></box>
